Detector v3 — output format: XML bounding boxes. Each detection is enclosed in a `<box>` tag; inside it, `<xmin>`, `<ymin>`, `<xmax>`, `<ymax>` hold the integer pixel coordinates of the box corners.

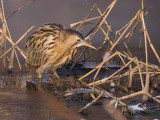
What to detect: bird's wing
<box><xmin>25</xmin><ymin>24</ymin><xmax>63</xmax><ymax>70</ymax></box>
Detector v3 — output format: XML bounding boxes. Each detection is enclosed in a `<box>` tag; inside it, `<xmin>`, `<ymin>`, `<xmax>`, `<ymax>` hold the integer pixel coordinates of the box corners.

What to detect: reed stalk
<box><xmin>0</xmin><ymin>26</ymin><xmax>34</xmax><ymax>60</ymax></box>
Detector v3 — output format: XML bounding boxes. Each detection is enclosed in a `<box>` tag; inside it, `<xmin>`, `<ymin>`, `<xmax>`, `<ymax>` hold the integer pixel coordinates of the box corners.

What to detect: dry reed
<box><xmin>0</xmin><ymin>0</ymin><xmax>159</xmax><ymax>114</ymax></box>
<box><xmin>0</xmin><ymin>0</ymin><xmax>35</xmax><ymax>71</ymax></box>
<box><xmin>69</xmin><ymin>0</ymin><xmax>160</xmax><ymax>112</ymax></box>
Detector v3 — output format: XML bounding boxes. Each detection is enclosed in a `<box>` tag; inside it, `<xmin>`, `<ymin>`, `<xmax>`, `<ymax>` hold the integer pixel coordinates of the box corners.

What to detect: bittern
<box><xmin>25</xmin><ymin>24</ymin><xmax>96</xmax><ymax>79</ymax></box>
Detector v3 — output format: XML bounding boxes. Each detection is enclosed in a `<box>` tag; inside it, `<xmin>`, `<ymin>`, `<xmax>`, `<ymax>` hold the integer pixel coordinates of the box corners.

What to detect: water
<box><xmin>0</xmin><ymin>69</ymin><xmax>160</xmax><ymax>120</ymax></box>
<box><xmin>0</xmin><ymin>70</ymin><xmax>115</xmax><ymax>120</ymax></box>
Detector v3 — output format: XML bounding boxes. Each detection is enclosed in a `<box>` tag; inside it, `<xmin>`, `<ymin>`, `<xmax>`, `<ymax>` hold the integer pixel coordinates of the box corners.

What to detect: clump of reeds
<box><xmin>0</xmin><ymin>0</ymin><xmax>38</xmax><ymax>72</ymax></box>
<box><xmin>1</xmin><ymin>0</ymin><xmax>160</xmax><ymax>115</ymax></box>
<box><xmin>69</xmin><ymin>0</ymin><xmax>160</xmax><ymax>113</ymax></box>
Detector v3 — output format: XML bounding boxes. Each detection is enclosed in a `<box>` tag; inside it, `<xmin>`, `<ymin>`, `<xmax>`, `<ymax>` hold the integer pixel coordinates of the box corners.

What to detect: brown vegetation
<box><xmin>0</xmin><ymin>0</ymin><xmax>160</xmax><ymax>115</ymax></box>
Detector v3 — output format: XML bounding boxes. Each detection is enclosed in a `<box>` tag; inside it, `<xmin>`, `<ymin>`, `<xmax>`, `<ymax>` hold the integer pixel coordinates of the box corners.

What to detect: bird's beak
<box><xmin>81</xmin><ymin>40</ymin><xmax>96</xmax><ymax>50</ymax></box>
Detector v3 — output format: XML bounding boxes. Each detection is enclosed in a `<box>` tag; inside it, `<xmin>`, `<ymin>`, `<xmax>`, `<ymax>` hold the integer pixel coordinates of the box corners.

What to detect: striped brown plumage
<box><xmin>25</xmin><ymin>23</ymin><xmax>95</xmax><ymax>77</ymax></box>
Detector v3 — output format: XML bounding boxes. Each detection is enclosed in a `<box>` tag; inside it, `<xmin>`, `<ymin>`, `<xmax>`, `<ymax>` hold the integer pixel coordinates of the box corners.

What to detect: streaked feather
<box><xmin>25</xmin><ymin>23</ymin><xmax>83</xmax><ymax>73</ymax></box>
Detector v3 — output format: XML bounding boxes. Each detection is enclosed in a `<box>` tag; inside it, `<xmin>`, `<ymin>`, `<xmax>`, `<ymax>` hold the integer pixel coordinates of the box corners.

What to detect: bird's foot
<box><xmin>53</xmin><ymin>70</ymin><xmax>60</xmax><ymax>79</ymax></box>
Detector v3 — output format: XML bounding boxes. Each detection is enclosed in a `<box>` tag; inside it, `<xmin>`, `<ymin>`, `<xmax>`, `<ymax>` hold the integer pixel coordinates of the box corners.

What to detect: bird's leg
<box><xmin>38</xmin><ymin>72</ymin><xmax>42</xmax><ymax>79</ymax></box>
<box><xmin>53</xmin><ymin>70</ymin><xmax>60</xmax><ymax>79</ymax></box>
<box><xmin>36</xmin><ymin>72</ymin><xmax>43</xmax><ymax>90</ymax></box>
<box><xmin>38</xmin><ymin>72</ymin><xmax>42</xmax><ymax>83</ymax></box>
<box><xmin>52</xmin><ymin>69</ymin><xmax>61</xmax><ymax>87</ymax></box>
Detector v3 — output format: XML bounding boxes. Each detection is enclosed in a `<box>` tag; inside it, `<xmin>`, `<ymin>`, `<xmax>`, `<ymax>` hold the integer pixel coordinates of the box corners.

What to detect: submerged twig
<box><xmin>79</xmin><ymin>91</ymin><xmax>104</xmax><ymax>112</ymax></box>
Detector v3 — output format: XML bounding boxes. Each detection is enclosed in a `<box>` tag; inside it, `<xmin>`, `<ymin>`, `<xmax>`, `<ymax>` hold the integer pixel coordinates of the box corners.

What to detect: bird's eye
<box><xmin>77</xmin><ymin>39</ymin><xmax>81</xmax><ymax>42</ymax></box>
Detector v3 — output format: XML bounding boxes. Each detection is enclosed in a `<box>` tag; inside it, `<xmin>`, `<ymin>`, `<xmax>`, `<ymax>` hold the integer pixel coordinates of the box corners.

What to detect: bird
<box><xmin>25</xmin><ymin>23</ymin><xmax>96</xmax><ymax>79</ymax></box>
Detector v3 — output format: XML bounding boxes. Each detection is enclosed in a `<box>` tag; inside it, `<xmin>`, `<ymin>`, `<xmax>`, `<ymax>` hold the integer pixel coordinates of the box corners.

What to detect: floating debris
<box><xmin>65</xmin><ymin>88</ymin><xmax>111</xmax><ymax>98</ymax></box>
<box><xmin>77</xmin><ymin>61</ymin><xmax>123</xmax><ymax>70</ymax></box>
<box><xmin>123</xmin><ymin>103</ymin><xmax>149</xmax><ymax>114</ymax></box>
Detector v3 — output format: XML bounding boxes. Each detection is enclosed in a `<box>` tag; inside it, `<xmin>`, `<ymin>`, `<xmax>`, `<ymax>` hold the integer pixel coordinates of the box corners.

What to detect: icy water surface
<box><xmin>0</xmin><ymin>69</ymin><xmax>115</xmax><ymax>120</ymax></box>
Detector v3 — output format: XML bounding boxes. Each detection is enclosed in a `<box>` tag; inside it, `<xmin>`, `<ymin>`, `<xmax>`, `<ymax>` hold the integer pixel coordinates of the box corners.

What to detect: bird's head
<box><xmin>61</xmin><ymin>29</ymin><xmax>96</xmax><ymax>50</ymax></box>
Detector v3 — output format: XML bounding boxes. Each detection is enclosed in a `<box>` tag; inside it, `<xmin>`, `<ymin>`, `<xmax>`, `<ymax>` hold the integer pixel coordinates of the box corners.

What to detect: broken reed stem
<box><xmin>85</xmin><ymin>0</ymin><xmax>117</xmax><ymax>38</ymax></box>
<box><xmin>71</xmin><ymin>1</ymin><xmax>117</xmax><ymax>68</ymax></box>
<box><xmin>78</xmin><ymin>51</ymin><xmax>118</xmax><ymax>81</ymax></box>
<box><xmin>127</xmin><ymin>14</ymin><xmax>141</xmax><ymax>46</ymax></box>
<box><xmin>0</xmin><ymin>0</ymin><xmax>36</xmax><ymax>61</ymax></box>
<box><xmin>112</xmin><ymin>71</ymin><xmax>160</xmax><ymax>80</ymax></box>
<box><xmin>70</xmin><ymin>16</ymin><xmax>101</xmax><ymax>28</ymax></box>
<box><xmin>75</xmin><ymin>0</ymin><xmax>117</xmax><ymax>65</ymax></box>
<box><xmin>135</xmin><ymin>58</ymin><xmax>145</xmax><ymax>89</ymax></box>
<box><xmin>117</xmin><ymin>52</ymin><xmax>126</xmax><ymax>65</ymax></box>
<box><xmin>79</xmin><ymin>91</ymin><xmax>104</xmax><ymax>113</ymax></box>
<box><xmin>145</xmin><ymin>92</ymin><xmax>160</xmax><ymax>104</ymax></box>
<box><xmin>141</xmin><ymin>0</ymin><xmax>144</xmax><ymax>11</ymax></box>
<box><xmin>109</xmin><ymin>63</ymin><xmax>144</xmax><ymax>82</ymax></box>
<box><xmin>146</xmin><ymin>31</ymin><xmax>160</xmax><ymax>63</ymax></box>
<box><xmin>80</xmin><ymin>48</ymin><xmax>159</xmax><ymax>85</ymax></box>
<box><xmin>110</xmin><ymin>91</ymin><xmax>145</xmax><ymax>105</ymax></box>
<box><xmin>0</xmin><ymin>26</ymin><xmax>34</xmax><ymax>60</ymax></box>
<box><xmin>87</xmin><ymin>86</ymin><xmax>126</xmax><ymax>106</ymax></box>
<box><xmin>141</xmin><ymin>72</ymin><xmax>160</xmax><ymax>74</ymax></box>
<box><xmin>127</xmin><ymin>24</ymin><xmax>136</xmax><ymax>46</ymax></box>
<box><xmin>0</xmin><ymin>2</ymin><xmax>7</xmax><ymax>68</ymax></box>
<box><xmin>0</xmin><ymin>2</ymin><xmax>27</xmax><ymax>59</ymax></box>
<box><xmin>104</xmin><ymin>91</ymin><xmax>126</xmax><ymax>106</ymax></box>
<box><xmin>128</xmin><ymin>64</ymin><xmax>133</xmax><ymax>89</ymax></box>
<box><xmin>0</xmin><ymin>0</ymin><xmax>5</xmax><ymax>17</ymax></box>
<box><xmin>123</xmin><ymin>41</ymin><xmax>133</xmax><ymax>57</ymax></box>
<box><xmin>119</xmin><ymin>52</ymin><xmax>160</xmax><ymax>72</ymax></box>
<box><xmin>96</xmin><ymin>5</ymin><xmax>113</xmax><ymax>36</ymax></box>
<box><xmin>93</xmin><ymin>11</ymin><xmax>140</xmax><ymax>82</ymax></box>
<box><xmin>101</xmin><ymin>26</ymin><xmax>113</xmax><ymax>45</ymax></box>
<box><xmin>0</xmin><ymin>0</ymin><xmax>27</xmax><ymax>71</ymax></box>
<box><xmin>120</xmin><ymin>9</ymin><xmax>149</xmax><ymax>46</ymax></box>
<box><xmin>116</xmin><ymin>8</ymin><xmax>148</xmax><ymax>36</ymax></box>
<box><xmin>8</xmin><ymin>48</ymin><xmax>14</xmax><ymax>69</ymax></box>
<box><xmin>0</xmin><ymin>29</ymin><xmax>27</xmax><ymax>59</ymax></box>
<box><xmin>2</xmin><ymin>13</ymin><xmax>12</xmax><ymax>42</ymax></box>
<box><xmin>140</xmin><ymin>12</ymin><xmax>150</xmax><ymax>101</ymax></box>
<box><xmin>1</xmin><ymin>3</ymin><xmax>15</xmax><ymax>69</ymax></box>
<box><xmin>89</xmin><ymin>57</ymin><xmax>136</xmax><ymax>86</ymax></box>
<box><xmin>139</xmin><ymin>0</ymin><xmax>144</xmax><ymax>49</ymax></box>
<box><xmin>122</xmin><ymin>51</ymin><xmax>159</xmax><ymax>73</ymax></box>
<box><xmin>84</xmin><ymin>24</ymin><xmax>113</xmax><ymax>61</ymax></box>
<box><xmin>111</xmin><ymin>91</ymin><xmax>160</xmax><ymax>105</ymax></box>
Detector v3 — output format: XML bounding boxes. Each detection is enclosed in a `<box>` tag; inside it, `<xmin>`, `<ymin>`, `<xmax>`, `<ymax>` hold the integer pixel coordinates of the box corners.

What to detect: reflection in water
<box><xmin>0</xmin><ymin>73</ymin><xmax>85</xmax><ymax>120</ymax></box>
<box><xmin>0</xmin><ymin>72</ymin><xmax>160</xmax><ymax>120</ymax></box>
<box><xmin>0</xmin><ymin>74</ymin><xmax>22</xmax><ymax>89</ymax></box>
<box><xmin>0</xmin><ymin>72</ymin><xmax>112</xmax><ymax>120</ymax></box>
